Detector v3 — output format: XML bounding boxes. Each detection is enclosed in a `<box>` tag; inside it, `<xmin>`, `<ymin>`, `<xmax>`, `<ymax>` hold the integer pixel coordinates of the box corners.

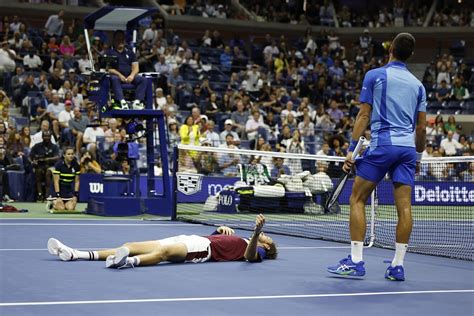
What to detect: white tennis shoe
<box><xmin>105</xmin><ymin>247</ymin><xmax>132</xmax><ymax>269</ymax></box>
<box><xmin>47</xmin><ymin>238</ymin><xmax>78</xmax><ymax>261</ymax></box>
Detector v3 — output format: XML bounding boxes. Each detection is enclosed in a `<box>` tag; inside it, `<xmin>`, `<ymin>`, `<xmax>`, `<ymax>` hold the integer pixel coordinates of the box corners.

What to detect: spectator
<box><xmin>45</xmin><ymin>10</ymin><xmax>64</xmax><ymax>37</ymax></box>
<box><xmin>68</xmin><ymin>107</ymin><xmax>90</xmax><ymax>155</ymax></box>
<box><xmin>231</xmin><ymin>101</ymin><xmax>249</xmax><ymax>137</ymax></box>
<box><xmin>435</xmin><ymin>80</ymin><xmax>451</xmax><ymax>102</ymax></box>
<box><xmin>316</xmin><ymin>142</ymin><xmax>330</xmax><ymax>156</ymax></box>
<box><xmin>271</xmin><ymin>157</ymin><xmax>291</xmax><ymax>178</ymax></box>
<box><xmin>203</xmin><ymin>93</ymin><xmax>220</xmax><ymax>121</ymax></box>
<box><xmin>29</xmin><ymin>130</ymin><xmax>60</xmax><ymax>201</ymax></box>
<box><xmin>58</xmin><ymin>100</ymin><xmax>74</xmax><ymax>146</ymax></box>
<box><xmin>167</xmin><ymin>67</ymin><xmax>184</xmax><ymax>100</ymax></box>
<box><xmin>451</xmin><ymin>78</ymin><xmax>469</xmax><ymax>101</ymax></box>
<box><xmin>286</xmin><ymin>129</ymin><xmax>305</xmax><ymax>174</ymax></box>
<box><xmin>203</xmin><ymin>120</ymin><xmax>220</xmax><ymax>147</ymax></box>
<box><xmin>20</xmin><ymin>126</ymin><xmax>31</xmax><ymax>148</ymax></box>
<box><xmin>220</xmin><ymin>46</ymin><xmax>233</xmax><ymax>72</ymax></box>
<box><xmin>143</xmin><ymin>23</ymin><xmax>159</xmax><ymax>46</ymax></box>
<box><xmin>7</xmin><ymin>129</ymin><xmax>25</xmax><ymax>158</ymax></box>
<box><xmin>59</xmin><ymin>35</ymin><xmax>75</xmax><ymax>57</ymax></box>
<box><xmin>47</xmin><ymin>37</ymin><xmax>60</xmax><ymax>54</ymax></box>
<box><xmin>436</xmin><ymin>64</ymin><xmax>450</xmax><ymax>85</ymax></box>
<box><xmin>0</xmin><ymin>90</ymin><xmax>11</xmax><ymax>111</ymax></box>
<box><xmin>79</xmin><ymin>151</ymin><xmax>101</xmax><ymax>174</ymax></box>
<box><xmin>77</xmin><ymin>51</ymin><xmax>92</xmax><ymax>73</ymax></box>
<box><xmin>215</xmin><ymin>5</ymin><xmax>227</xmax><ymax>18</ymax></box>
<box><xmin>440</xmin><ymin>131</ymin><xmax>462</xmax><ymax>156</ymax></box>
<box><xmin>193</xmin><ymin>141</ymin><xmax>220</xmax><ymax>175</ymax></box>
<box><xmin>49</xmin><ymin>68</ymin><xmax>65</xmax><ymax>90</ymax></box>
<box><xmin>9</xmin><ymin>15</ymin><xmax>20</xmax><ymax>33</ymax></box>
<box><xmin>179</xmin><ymin>115</ymin><xmax>200</xmax><ymax>146</ymax></box>
<box><xmin>281</xmin><ymin>101</ymin><xmax>297</xmax><ymax>122</ymax></box>
<box><xmin>82</xmin><ymin>117</ymin><xmax>104</xmax><ymax>159</ymax></box>
<box><xmin>444</xmin><ymin>115</ymin><xmax>457</xmax><ymax>133</ymax></box>
<box><xmin>298</xmin><ymin>114</ymin><xmax>315</xmax><ymax>137</ymax></box>
<box><xmin>46</xmin><ymin>94</ymin><xmax>64</xmax><ymax>139</ymax></box>
<box><xmin>167</xmin><ymin>119</ymin><xmax>180</xmax><ymax>150</ymax></box>
<box><xmin>155</xmin><ymin>88</ymin><xmax>167</xmax><ymax>109</ymax></box>
<box><xmin>23</xmin><ymin>49</ymin><xmax>42</xmax><ymax>71</ymax></box>
<box><xmin>220</xmin><ymin>119</ymin><xmax>240</xmax><ymax>145</ymax></box>
<box><xmin>327</xmin><ymin>100</ymin><xmax>343</xmax><ymax>123</ymax></box>
<box><xmin>218</xmin><ymin>134</ymin><xmax>240</xmax><ymax>176</ymax></box>
<box><xmin>245</xmin><ymin>110</ymin><xmax>266</xmax><ymax>141</ymax></box>
<box><xmin>0</xmin><ymin>41</ymin><xmax>16</xmax><ymax>74</ymax></box>
<box><xmin>30</xmin><ymin>120</ymin><xmax>57</xmax><ymax>148</ymax></box>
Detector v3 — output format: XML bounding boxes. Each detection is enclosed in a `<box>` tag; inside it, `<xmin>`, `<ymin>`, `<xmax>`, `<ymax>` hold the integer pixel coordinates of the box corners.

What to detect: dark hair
<box><xmin>391</xmin><ymin>33</ymin><xmax>415</xmax><ymax>62</ymax></box>
<box><xmin>265</xmin><ymin>242</ymin><xmax>278</xmax><ymax>260</ymax></box>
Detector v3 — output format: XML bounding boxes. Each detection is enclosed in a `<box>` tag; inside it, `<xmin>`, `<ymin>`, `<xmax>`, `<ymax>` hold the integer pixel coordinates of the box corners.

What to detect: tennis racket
<box><xmin>324</xmin><ymin>136</ymin><xmax>366</xmax><ymax>212</ymax></box>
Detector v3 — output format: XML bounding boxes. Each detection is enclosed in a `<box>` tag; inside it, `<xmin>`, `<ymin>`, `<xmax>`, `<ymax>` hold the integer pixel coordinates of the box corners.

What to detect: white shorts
<box><xmin>158</xmin><ymin>235</ymin><xmax>211</xmax><ymax>263</ymax></box>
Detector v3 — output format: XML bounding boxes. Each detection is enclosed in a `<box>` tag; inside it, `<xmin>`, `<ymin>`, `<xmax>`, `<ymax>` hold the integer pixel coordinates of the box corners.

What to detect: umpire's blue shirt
<box><xmin>106</xmin><ymin>46</ymin><xmax>137</xmax><ymax>77</ymax></box>
<box><xmin>360</xmin><ymin>61</ymin><xmax>427</xmax><ymax>148</ymax></box>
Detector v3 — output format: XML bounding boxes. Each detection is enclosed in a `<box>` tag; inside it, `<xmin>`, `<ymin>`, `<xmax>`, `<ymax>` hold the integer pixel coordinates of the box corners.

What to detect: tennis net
<box><xmin>174</xmin><ymin>144</ymin><xmax>473</xmax><ymax>260</ymax></box>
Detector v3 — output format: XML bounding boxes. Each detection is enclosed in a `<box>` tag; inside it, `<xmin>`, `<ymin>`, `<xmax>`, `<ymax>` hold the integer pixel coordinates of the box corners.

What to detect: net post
<box><xmin>170</xmin><ymin>145</ymin><xmax>179</xmax><ymax>221</ymax></box>
<box><xmin>367</xmin><ymin>187</ymin><xmax>377</xmax><ymax>247</ymax></box>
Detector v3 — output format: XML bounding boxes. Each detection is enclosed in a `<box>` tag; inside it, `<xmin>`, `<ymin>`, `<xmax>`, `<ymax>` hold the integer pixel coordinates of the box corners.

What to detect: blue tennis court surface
<box><xmin>1</xmin><ymin>218</ymin><xmax>473</xmax><ymax>315</ymax></box>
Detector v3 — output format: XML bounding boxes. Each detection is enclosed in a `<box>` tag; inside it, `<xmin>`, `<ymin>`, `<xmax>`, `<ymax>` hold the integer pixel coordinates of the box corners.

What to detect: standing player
<box><xmin>327</xmin><ymin>33</ymin><xmax>426</xmax><ymax>281</ymax></box>
<box><xmin>48</xmin><ymin>214</ymin><xmax>277</xmax><ymax>268</ymax></box>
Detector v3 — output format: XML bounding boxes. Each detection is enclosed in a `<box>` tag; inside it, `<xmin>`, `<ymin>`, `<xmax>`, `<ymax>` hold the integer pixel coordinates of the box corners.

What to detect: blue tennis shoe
<box><xmin>327</xmin><ymin>255</ymin><xmax>366</xmax><ymax>277</ymax></box>
<box><xmin>385</xmin><ymin>264</ymin><xmax>405</xmax><ymax>281</ymax></box>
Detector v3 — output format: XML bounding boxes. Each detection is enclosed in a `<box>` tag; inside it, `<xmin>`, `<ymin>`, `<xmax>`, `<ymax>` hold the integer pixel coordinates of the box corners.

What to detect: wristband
<box><xmin>416</xmin><ymin>152</ymin><xmax>423</xmax><ymax>162</ymax></box>
<box><xmin>348</xmin><ymin>140</ymin><xmax>358</xmax><ymax>152</ymax></box>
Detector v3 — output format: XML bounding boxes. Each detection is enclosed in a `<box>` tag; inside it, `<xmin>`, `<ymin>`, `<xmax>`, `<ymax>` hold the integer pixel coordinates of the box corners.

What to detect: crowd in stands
<box><xmin>239</xmin><ymin>0</ymin><xmax>471</xmax><ymax>27</ymax></box>
<box><xmin>0</xmin><ymin>6</ymin><xmax>473</xmax><ymax>202</ymax></box>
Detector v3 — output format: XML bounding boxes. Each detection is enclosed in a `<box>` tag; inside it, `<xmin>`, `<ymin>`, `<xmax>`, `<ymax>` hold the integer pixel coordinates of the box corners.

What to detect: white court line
<box><xmin>0</xmin><ymin>223</ymin><xmax>195</xmax><ymax>226</ymax></box>
<box><xmin>0</xmin><ymin>290</ymin><xmax>472</xmax><ymax>307</ymax></box>
<box><xmin>0</xmin><ymin>246</ymin><xmax>350</xmax><ymax>251</ymax></box>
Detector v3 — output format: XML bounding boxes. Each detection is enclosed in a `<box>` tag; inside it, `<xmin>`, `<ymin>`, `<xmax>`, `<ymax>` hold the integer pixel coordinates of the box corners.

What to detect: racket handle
<box><xmin>352</xmin><ymin>136</ymin><xmax>366</xmax><ymax>159</ymax></box>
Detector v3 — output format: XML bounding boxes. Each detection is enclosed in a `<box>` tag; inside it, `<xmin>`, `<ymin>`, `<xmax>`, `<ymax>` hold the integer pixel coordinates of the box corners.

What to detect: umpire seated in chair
<box><xmin>106</xmin><ymin>30</ymin><xmax>146</xmax><ymax>110</ymax></box>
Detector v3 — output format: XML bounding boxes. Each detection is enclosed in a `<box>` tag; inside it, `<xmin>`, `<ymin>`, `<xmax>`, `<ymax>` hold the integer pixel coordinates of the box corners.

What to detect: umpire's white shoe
<box><xmin>47</xmin><ymin>238</ymin><xmax>78</xmax><ymax>261</ymax></box>
<box><xmin>105</xmin><ymin>247</ymin><xmax>132</xmax><ymax>269</ymax></box>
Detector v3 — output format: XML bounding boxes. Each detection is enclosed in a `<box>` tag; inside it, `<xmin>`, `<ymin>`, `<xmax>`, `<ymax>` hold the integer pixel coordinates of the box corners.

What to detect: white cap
<box><xmin>225</xmin><ymin>119</ymin><xmax>233</xmax><ymax>125</ymax></box>
<box><xmin>168</xmin><ymin>118</ymin><xmax>177</xmax><ymax>125</ymax></box>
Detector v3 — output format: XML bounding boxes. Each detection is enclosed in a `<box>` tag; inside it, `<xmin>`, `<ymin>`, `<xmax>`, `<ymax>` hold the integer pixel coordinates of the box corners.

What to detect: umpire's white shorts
<box><xmin>158</xmin><ymin>235</ymin><xmax>211</xmax><ymax>263</ymax></box>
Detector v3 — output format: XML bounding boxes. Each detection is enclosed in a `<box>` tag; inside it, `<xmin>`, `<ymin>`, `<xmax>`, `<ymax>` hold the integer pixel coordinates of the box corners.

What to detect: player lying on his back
<box><xmin>48</xmin><ymin>214</ymin><xmax>277</xmax><ymax>269</ymax></box>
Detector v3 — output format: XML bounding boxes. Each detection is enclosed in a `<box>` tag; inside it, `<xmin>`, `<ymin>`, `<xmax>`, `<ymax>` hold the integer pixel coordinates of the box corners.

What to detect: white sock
<box><xmin>76</xmin><ymin>250</ymin><xmax>100</xmax><ymax>261</ymax></box>
<box><xmin>351</xmin><ymin>241</ymin><xmax>364</xmax><ymax>263</ymax></box>
<box><xmin>127</xmin><ymin>256</ymin><xmax>140</xmax><ymax>266</ymax></box>
<box><xmin>392</xmin><ymin>243</ymin><xmax>408</xmax><ymax>267</ymax></box>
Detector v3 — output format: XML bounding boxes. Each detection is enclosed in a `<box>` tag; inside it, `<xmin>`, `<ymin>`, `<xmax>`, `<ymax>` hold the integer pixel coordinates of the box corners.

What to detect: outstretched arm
<box><xmin>244</xmin><ymin>214</ymin><xmax>265</xmax><ymax>262</ymax></box>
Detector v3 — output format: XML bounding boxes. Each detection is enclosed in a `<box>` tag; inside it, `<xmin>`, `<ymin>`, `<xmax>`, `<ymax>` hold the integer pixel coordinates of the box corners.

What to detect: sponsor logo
<box><xmin>414</xmin><ymin>185</ymin><xmax>474</xmax><ymax>203</ymax></box>
<box><xmin>218</xmin><ymin>194</ymin><xmax>234</xmax><ymax>206</ymax></box>
<box><xmin>89</xmin><ymin>183</ymin><xmax>103</xmax><ymax>194</ymax></box>
<box><xmin>177</xmin><ymin>173</ymin><xmax>203</xmax><ymax>195</ymax></box>
<box><xmin>208</xmin><ymin>184</ymin><xmax>231</xmax><ymax>196</ymax></box>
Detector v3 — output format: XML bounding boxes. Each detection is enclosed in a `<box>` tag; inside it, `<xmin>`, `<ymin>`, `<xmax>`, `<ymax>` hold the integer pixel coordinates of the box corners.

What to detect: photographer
<box><xmin>52</xmin><ymin>147</ymin><xmax>80</xmax><ymax>211</ymax></box>
<box><xmin>29</xmin><ymin>130</ymin><xmax>60</xmax><ymax>201</ymax></box>
<box><xmin>80</xmin><ymin>151</ymin><xmax>101</xmax><ymax>174</ymax></box>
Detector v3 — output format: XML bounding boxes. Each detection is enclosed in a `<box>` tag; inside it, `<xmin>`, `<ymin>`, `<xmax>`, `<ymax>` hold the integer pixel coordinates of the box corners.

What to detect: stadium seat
<box><xmin>463</xmin><ymin>100</ymin><xmax>474</xmax><ymax>114</ymax></box>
